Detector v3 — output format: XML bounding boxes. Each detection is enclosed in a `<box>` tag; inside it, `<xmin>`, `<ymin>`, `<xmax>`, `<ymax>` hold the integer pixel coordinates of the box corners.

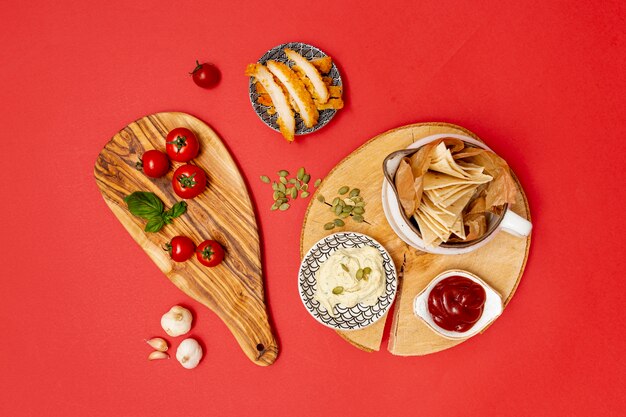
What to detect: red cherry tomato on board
<box><xmin>137</xmin><ymin>150</ymin><xmax>169</xmax><ymax>178</ymax></box>
<box><xmin>165</xmin><ymin>236</ymin><xmax>195</xmax><ymax>262</ymax></box>
<box><xmin>196</xmin><ymin>240</ymin><xmax>224</xmax><ymax>267</ymax></box>
<box><xmin>190</xmin><ymin>60</ymin><xmax>221</xmax><ymax>89</ymax></box>
<box><xmin>166</xmin><ymin>128</ymin><xmax>200</xmax><ymax>162</ymax></box>
<box><xmin>172</xmin><ymin>164</ymin><xmax>207</xmax><ymax>199</ymax></box>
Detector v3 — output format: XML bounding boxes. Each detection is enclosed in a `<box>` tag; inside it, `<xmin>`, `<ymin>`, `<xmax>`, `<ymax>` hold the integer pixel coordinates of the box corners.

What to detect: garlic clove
<box><xmin>148</xmin><ymin>351</ymin><xmax>169</xmax><ymax>360</ymax></box>
<box><xmin>161</xmin><ymin>306</ymin><xmax>193</xmax><ymax>337</ymax></box>
<box><xmin>146</xmin><ymin>337</ymin><xmax>168</xmax><ymax>352</ymax></box>
<box><xmin>176</xmin><ymin>338</ymin><xmax>203</xmax><ymax>369</ymax></box>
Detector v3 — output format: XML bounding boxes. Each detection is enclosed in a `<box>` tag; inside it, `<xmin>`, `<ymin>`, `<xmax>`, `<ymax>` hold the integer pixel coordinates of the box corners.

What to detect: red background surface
<box><xmin>1</xmin><ymin>0</ymin><xmax>624</xmax><ymax>416</ymax></box>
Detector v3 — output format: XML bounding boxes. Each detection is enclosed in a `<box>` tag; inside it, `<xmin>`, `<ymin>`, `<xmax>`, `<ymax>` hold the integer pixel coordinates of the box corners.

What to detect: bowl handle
<box><xmin>500</xmin><ymin>210</ymin><xmax>532</xmax><ymax>237</ymax></box>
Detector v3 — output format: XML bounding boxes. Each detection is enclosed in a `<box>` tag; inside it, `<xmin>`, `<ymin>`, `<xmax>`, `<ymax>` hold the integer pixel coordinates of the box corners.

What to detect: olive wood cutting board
<box><xmin>94</xmin><ymin>112</ymin><xmax>277</xmax><ymax>366</ymax></box>
<box><xmin>300</xmin><ymin>123</ymin><xmax>531</xmax><ymax>355</ymax></box>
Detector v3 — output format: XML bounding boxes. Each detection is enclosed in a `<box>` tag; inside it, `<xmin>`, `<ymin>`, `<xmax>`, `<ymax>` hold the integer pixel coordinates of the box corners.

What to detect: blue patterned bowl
<box><xmin>299</xmin><ymin>232</ymin><xmax>397</xmax><ymax>330</ymax></box>
<box><xmin>248</xmin><ymin>42</ymin><xmax>342</xmax><ymax>135</ymax></box>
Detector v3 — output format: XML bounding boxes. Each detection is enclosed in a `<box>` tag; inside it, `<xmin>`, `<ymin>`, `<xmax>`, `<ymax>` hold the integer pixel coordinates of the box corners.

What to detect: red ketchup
<box><xmin>427</xmin><ymin>276</ymin><xmax>486</xmax><ymax>332</ymax></box>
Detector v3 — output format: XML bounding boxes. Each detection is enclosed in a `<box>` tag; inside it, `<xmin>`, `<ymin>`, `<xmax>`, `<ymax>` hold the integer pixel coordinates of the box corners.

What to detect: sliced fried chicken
<box><xmin>245</xmin><ymin>63</ymin><xmax>295</xmax><ymax>141</ymax></box>
<box><xmin>284</xmin><ymin>48</ymin><xmax>329</xmax><ymax>104</ymax></box>
<box><xmin>266</xmin><ymin>60</ymin><xmax>319</xmax><ymax>128</ymax></box>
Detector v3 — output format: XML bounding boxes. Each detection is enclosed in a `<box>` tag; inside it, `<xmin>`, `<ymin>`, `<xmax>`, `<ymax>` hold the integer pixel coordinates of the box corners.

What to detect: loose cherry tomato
<box><xmin>165</xmin><ymin>236</ymin><xmax>195</xmax><ymax>262</ymax></box>
<box><xmin>190</xmin><ymin>60</ymin><xmax>220</xmax><ymax>89</ymax></box>
<box><xmin>166</xmin><ymin>128</ymin><xmax>200</xmax><ymax>162</ymax></box>
<box><xmin>172</xmin><ymin>164</ymin><xmax>207</xmax><ymax>199</ymax></box>
<box><xmin>137</xmin><ymin>150</ymin><xmax>169</xmax><ymax>178</ymax></box>
<box><xmin>196</xmin><ymin>240</ymin><xmax>224</xmax><ymax>267</ymax></box>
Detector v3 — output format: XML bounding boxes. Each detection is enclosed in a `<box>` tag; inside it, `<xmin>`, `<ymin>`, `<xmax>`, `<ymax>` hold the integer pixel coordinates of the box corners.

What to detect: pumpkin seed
<box><xmin>279</xmin><ymin>176</ymin><xmax>287</xmax><ymax>184</ymax></box>
<box><xmin>272</xmin><ymin>182</ymin><xmax>279</xmax><ymax>191</ymax></box>
<box><xmin>339</xmin><ymin>212</ymin><xmax>350</xmax><ymax>218</ymax></box>
<box><xmin>279</xmin><ymin>203</ymin><xmax>290</xmax><ymax>211</ymax></box>
<box><xmin>353</xmin><ymin>206</ymin><xmax>365</xmax><ymax>215</ymax></box>
<box><xmin>334</xmin><ymin>219</ymin><xmax>345</xmax><ymax>227</ymax></box>
<box><xmin>355</xmin><ymin>201</ymin><xmax>365</xmax><ymax>207</ymax></box>
<box><xmin>332</xmin><ymin>286</ymin><xmax>344</xmax><ymax>295</ymax></box>
<box><xmin>295</xmin><ymin>182</ymin><xmax>301</xmax><ymax>190</ymax></box>
<box><xmin>278</xmin><ymin>170</ymin><xmax>289</xmax><ymax>177</ymax></box>
<box><xmin>341</xmin><ymin>263</ymin><xmax>349</xmax><ymax>272</ymax></box>
<box><xmin>317</xmin><ymin>195</ymin><xmax>325</xmax><ymax>203</ymax></box>
<box><xmin>334</xmin><ymin>205</ymin><xmax>343</xmax><ymax>216</ymax></box>
<box><xmin>302</xmin><ymin>174</ymin><xmax>311</xmax><ymax>184</ymax></box>
<box><xmin>314</xmin><ymin>179</ymin><xmax>322</xmax><ymax>187</ymax></box>
<box><xmin>301</xmin><ymin>183</ymin><xmax>309</xmax><ymax>191</ymax></box>
<box><xmin>260</xmin><ymin>175</ymin><xmax>270</xmax><ymax>183</ymax></box>
<box><xmin>297</xmin><ymin>167</ymin><xmax>305</xmax><ymax>180</ymax></box>
<box><xmin>338</xmin><ymin>186</ymin><xmax>349</xmax><ymax>195</ymax></box>
<box><xmin>273</xmin><ymin>191</ymin><xmax>285</xmax><ymax>200</ymax></box>
<box><xmin>324</xmin><ymin>222</ymin><xmax>335</xmax><ymax>230</ymax></box>
<box><xmin>349</xmin><ymin>188</ymin><xmax>360</xmax><ymax>197</ymax></box>
<box><xmin>301</xmin><ymin>191</ymin><xmax>310</xmax><ymax>198</ymax></box>
<box><xmin>270</xmin><ymin>203</ymin><xmax>278</xmax><ymax>211</ymax></box>
<box><xmin>356</xmin><ymin>269</ymin><xmax>364</xmax><ymax>279</ymax></box>
<box><xmin>288</xmin><ymin>178</ymin><xmax>298</xmax><ymax>184</ymax></box>
<box><xmin>332</xmin><ymin>197</ymin><xmax>340</xmax><ymax>206</ymax></box>
<box><xmin>278</xmin><ymin>183</ymin><xmax>286</xmax><ymax>193</ymax></box>
<box><xmin>290</xmin><ymin>188</ymin><xmax>298</xmax><ymax>199</ymax></box>
<box><xmin>363</xmin><ymin>267</ymin><xmax>372</xmax><ymax>275</ymax></box>
<box><xmin>353</xmin><ymin>214</ymin><xmax>364</xmax><ymax>223</ymax></box>
<box><xmin>277</xmin><ymin>198</ymin><xmax>288</xmax><ymax>205</ymax></box>
<box><xmin>342</xmin><ymin>206</ymin><xmax>353</xmax><ymax>213</ymax></box>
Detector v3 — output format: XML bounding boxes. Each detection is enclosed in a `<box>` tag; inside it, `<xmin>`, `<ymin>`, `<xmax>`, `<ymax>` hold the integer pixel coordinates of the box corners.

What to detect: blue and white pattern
<box><xmin>248</xmin><ymin>42</ymin><xmax>342</xmax><ymax>135</ymax></box>
<box><xmin>299</xmin><ymin>232</ymin><xmax>397</xmax><ymax>330</ymax></box>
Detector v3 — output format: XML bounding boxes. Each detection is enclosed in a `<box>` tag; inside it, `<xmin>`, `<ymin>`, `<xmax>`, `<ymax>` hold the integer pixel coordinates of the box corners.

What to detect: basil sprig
<box><xmin>124</xmin><ymin>192</ymin><xmax>187</xmax><ymax>233</ymax></box>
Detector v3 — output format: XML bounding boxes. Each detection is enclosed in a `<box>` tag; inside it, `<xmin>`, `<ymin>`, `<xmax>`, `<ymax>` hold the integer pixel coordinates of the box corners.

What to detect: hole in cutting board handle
<box><xmin>256</xmin><ymin>343</ymin><xmax>265</xmax><ymax>351</ymax></box>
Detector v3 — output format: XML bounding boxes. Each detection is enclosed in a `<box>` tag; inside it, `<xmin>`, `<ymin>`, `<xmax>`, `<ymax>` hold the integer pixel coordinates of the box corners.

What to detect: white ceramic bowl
<box><xmin>298</xmin><ymin>232</ymin><xmax>397</xmax><ymax>331</ymax></box>
<box><xmin>413</xmin><ymin>269</ymin><xmax>503</xmax><ymax>340</ymax></box>
<box><xmin>381</xmin><ymin>133</ymin><xmax>532</xmax><ymax>255</ymax></box>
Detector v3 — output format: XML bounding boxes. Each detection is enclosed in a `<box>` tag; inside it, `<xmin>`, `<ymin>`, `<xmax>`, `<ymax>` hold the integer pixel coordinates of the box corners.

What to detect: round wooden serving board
<box><xmin>94</xmin><ymin>112</ymin><xmax>277</xmax><ymax>366</ymax></box>
<box><xmin>300</xmin><ymin>123</ymin><xmax>531</xmax><ymax>356</ymax></box>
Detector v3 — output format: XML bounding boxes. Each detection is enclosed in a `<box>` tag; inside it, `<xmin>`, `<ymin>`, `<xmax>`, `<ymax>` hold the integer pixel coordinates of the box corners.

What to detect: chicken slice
<box><xmin>266</xmin><ymin>60</ymin><xmax>319</xmax><ymax>128</ymax></box>
<box><xmin>246</xmin><ymin>63</ymin><xmax>295</xmax><ymax>141</ymax></box>
<box><xmin>284</xmin><ymin>49</ymin><xmax>329</xmax><ymax>104</ymax></box>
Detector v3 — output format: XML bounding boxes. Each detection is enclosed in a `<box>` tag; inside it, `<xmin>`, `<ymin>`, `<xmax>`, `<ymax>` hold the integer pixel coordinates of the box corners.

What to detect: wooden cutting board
<box><xmin>300</xmin><ymin>123</ymin><xmax>531</xmax><ymax>355</ymax></box>
<box><xmin>94</xmin><ymin>112</ymin><xmax>278</xmax><ymax>366</ymax></box>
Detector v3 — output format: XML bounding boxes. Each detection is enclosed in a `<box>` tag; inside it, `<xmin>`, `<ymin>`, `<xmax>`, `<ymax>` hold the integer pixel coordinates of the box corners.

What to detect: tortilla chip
<box><xmin>423</xmin><ymin>171</ymin><xmax>492</xmax><ymax>190</ymax></box>
<box><xmin>394</xmin><ymin>158</ymin><xmax>417</xmax><ymax>217</ymax></box>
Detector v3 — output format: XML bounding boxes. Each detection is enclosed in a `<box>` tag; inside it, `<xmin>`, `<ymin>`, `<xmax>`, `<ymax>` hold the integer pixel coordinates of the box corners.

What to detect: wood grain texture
<box><xmin>94</xmin><ymin>112</ymin><xmax>277</xmax><ymax>366</ymax></box>
<box><xmin>300</xmin><ymin>123</ymin><xmax>531</xmax><ymax>355</ymax></box>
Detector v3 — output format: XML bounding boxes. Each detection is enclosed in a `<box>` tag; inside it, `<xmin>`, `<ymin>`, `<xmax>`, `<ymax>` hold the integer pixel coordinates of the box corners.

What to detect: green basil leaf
<box><xmin>124</xmin><ymin>192</ymin><xmax>164</xmax><ymax>219</ymax></box>
<box><xmin>144</xmin><ymin>216</ymin><xmax>165</xmax><ymax>233</ymax></box>
<box><xmin>165</xmin><ymin>201</ymin><xmax>187</xmax><ymax>219</ymax></box>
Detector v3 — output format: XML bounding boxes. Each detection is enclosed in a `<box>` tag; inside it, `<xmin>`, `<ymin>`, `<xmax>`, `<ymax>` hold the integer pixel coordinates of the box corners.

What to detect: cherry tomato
<box><xmin>137</xmin><ymin>150</ymin><xmax>169</xmax><ymax>178</ymax></box>
<box><xmin>165</xmin><ymin>236</ymin><xmax>195</xmax><ymax>262</ymax></box>
<box><xmin>172</xmin><ymin>164</ymin><xmax>207</xmax><ymax>199</ymax></box>
<box><xmin>190</xmin><ymin>60</ymin><xmax>220</xmax><ymax>89</ymax></box>
<box><xmin>166</xmin><ymin>128</ymin><xmax>200</xmax><ymax>162</ymax></box>
<box><xmin>196</xmin><ymin>240</ymin><xmax>224</xmax><ymax>267</ymax></box>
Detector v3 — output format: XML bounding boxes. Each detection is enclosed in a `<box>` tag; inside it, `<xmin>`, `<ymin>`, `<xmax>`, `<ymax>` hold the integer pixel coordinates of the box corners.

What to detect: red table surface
<box><xmin>1</xmin><ymin>0</ymin><xmax>624</xmax><ymax>416</ymax></box>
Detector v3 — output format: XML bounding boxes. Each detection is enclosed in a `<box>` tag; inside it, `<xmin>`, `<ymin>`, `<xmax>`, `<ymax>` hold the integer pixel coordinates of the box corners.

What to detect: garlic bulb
<box><xmin>176</xmin><ymin>338</ymin><xmax>203</xmax><ymax>369</ymax></box>
<box><xmin>161</xmin><ymin>306</ymin><xmax>193</xmax><ymax>337</ymax></box>
<box><xmin>148</xmin><ymin>351</ymin><xmax>169</xmax><ymax>360</ymax></box>
<box><xmin>146</xmin><ymin>337</ymin><xmax>168</xmax><ymax>352</ymax></box>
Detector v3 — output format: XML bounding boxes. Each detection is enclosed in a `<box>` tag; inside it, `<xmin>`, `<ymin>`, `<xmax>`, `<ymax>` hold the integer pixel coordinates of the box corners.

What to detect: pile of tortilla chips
<box><xmin>394</xmin><ymin>138</ymin><xmax>518</xmax><ymax>247</ymax></box>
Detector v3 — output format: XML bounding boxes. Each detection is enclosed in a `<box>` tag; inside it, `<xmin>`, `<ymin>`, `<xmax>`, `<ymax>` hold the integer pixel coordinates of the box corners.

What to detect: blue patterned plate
<box><xmin>248</xmin><ymin>42</ymin><xmax>342</xmax><ymax>135</ymax></box>
<box><xmin>299</xmin><ymin>232</ymin><xmax>397</xmax><ymax>330</ymax></box>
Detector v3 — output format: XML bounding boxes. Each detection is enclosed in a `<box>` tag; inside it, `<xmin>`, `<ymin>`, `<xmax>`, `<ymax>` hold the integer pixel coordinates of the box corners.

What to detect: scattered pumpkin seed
<box><xmin>314</xmin><ymin>179</ymin><xmax>322</xmax><ymax>187</ymax></box>
<box><xmin>339</xmin><ymin>212</ymin><xmax>350</xmax><ymax>218</ymax></box>
<box><xmin>279</xmin><ymin>176</ymin><xmax>287</xmax><ymax>184</ymax></box>
<box><xmin>334</xmin><ymin>205</ymin><xmax>343</xmax><ymax>216</ymax></box>
<box><xmin>342</xmin><ymin>206</ymin><xmax>353</xmax><ymax>213</ymax></box>
<box><xmin>297</xmin><ymin>167</ymin><xmax>305</xmax><ymax>180</ymax></box>
<box><xmin>355</xmin><ymin>201</ymin><xmax>365</xmax><ymax>207</ymax></box>
<box><xmin>301</xmin><ymin>191</ymin><xmax>310</xmax><ymax>198</ymax></box>
<box><xmin>302</xmin><ymin>174</ymin><xmax>311</xmax><ymax>184</ymax></box>
<box><xmin>338</xmin><ymin>186</ymin><xmax>349</xmax><ymax>195</ymax></box>
<box><xmin>332</xmin><ymin>286</ymin><xmax>344</xmax><ymax>295</ymax></box>
<box><xmin>278</xmin><ymin>170</ymin><xmax>289</xmax><ymax>177</ymax></box>
<box><xmin>324</xmin><ymin>222</ymin><xmax>336</xmax><ymax>230</ymax></box>
<box><xmin>317</xmin><ymin>195</ymin><xmax>325</xmax><ymax>203</ymax></box>
<box><xmin>332</xmin><ymin>197</ymin><xmax>340</xmax><ymax>206</ymax></box>
<box><xmin>288</xmin><ymin>178</ymin><xmax>298</xmax><ymax>184</ymax></box>
<box><xmin>334</xmin><ymin>219</ymin><xmax>345</xmax><ymax>227</ymax></box>
<box><xmin>272</xmin><ymin>182</ymin><xmax>279</xmax><ymax>191</ymax></box>
<box><xmin>363</xmin><ymin>267</ymin><xmax>372</xmax><ymax>275</ymax></box>
<box><xmin>301</xmin><ymin>183</ymin><xmax>309</xmax><ymax>191</ymax></box>
<box><xmin>270</xmin><ymin>203</ymin><xmax>278</xmax><ymax>211</ymax></box>
<box><xmin>278</xmin><ymin>183</ymin><xmax>286</xmax><ymax>193</ymax></box>
<box><xmin>290</xmin><ymin>188</ymin><xmax>298</xmax><ymax>199</ymax></box>
<box><xmin>260</xmin><ymin>175</ymin><xmax>270</xmax><ymax>183</ymax></box>
<box><xmin>356</xmin><ymin>269</ymin><xmax>364</xmax><ymax>280</ymax></box>
<box><xmin>353</xmin><ymin>214</ymin><xmax>364</xmax><ymax>222</ymax></box>
<box><xmin>341</xmin><ymin>263</ymin><xmax>349</xmax><ymax>272</ymax></box>
<box><xmin>279</xmin><ymin>203</ymin><xmax>290</xmax><ymax>211</ymax></box>
<box><xmin>349</xmin><ymin>188</ymin><xmax>360</xmax><ymax>197</ymax></box>
<box><xmin>353</xmin><ymin>206</ymin><xmax>365</xmax><ymax>215</ymax></box>
<box><xmin>273</xmin><ymin>191</ymin><xmax>285</xmax><ymax>200</ymax></box>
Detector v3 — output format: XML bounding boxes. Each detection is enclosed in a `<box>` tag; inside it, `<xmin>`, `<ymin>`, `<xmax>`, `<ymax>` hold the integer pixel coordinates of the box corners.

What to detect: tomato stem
<box><xmin>177</xmin><ymin>173</ymin><xmax>197</xmax><ymax>189</ymax></box>
<box><xmin>189</xmin><ymin>60</ymin><xmax>203</xmax><ymax>75</ymax></box>
<box><xmin>135</xmin><ymin>159</ymin><xmax>143</xmax><ymax>170</ymax></box>
<box><xmin>201</xmin><ymin>246</ymin><xmax>214</xmax><ymax>260</ymax></box>
<box><xmin>166</xmin><ymin>135</ymin><xmax>187</xmax><ymax>153</ymax></box>
<box><xmin>163</xmin><ymin>242</ymin><xmax>173</xmax><ymax>255</ymax></box>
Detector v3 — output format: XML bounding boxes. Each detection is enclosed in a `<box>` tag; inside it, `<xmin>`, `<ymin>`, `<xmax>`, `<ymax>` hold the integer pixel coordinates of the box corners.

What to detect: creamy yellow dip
<box><xmin>314</xmin><ymin>246</ymin><xmax>385</xmax><ymax>316</ymax></box>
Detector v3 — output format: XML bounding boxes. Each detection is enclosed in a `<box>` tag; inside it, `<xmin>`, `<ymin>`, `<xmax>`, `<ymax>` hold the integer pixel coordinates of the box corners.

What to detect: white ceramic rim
<box><xmin>413</xmin><ymin>269</ymin><xmax>503</xmax><ymax>340</ymax></box>
<box><xmin>381</xmin><ymin>133</ymin><xmax>500</xmax><ymax>255</ymax></box>
<box><xmin>298</xmin><ymin>232</ymin><xmax>398</xmax><ymax>331</ymax></box>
